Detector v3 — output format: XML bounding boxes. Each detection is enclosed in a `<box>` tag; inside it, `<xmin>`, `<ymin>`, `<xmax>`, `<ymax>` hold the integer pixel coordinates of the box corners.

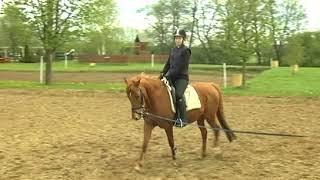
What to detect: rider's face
<box><xmin>175</xmin><ymin>36</ymin><xmax>183</xmax><ymax>47</ymax></box>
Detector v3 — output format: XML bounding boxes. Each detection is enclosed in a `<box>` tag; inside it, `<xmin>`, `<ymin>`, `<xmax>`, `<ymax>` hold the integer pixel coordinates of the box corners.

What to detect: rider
<box><xmin>160</xmin><ymin>28</ymin><xmax>191</xmax><ymax>128</ymax></box>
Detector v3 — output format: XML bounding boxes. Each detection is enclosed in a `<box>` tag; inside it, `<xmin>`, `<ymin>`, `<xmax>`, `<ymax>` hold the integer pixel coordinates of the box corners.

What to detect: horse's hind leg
<box><xmin>206</xmin><ymin>117</ymin><xmax>224</xmax><ymax>159</ymax></box>
<box><xmin>206</xmin><ymin>117</ymin><xmax>220</xmax><ymax>147</ymax></box>
<box><xmin>197</xmin><ymin>118</ymin><xmax>207</xmax><ymax>158</ymax></box>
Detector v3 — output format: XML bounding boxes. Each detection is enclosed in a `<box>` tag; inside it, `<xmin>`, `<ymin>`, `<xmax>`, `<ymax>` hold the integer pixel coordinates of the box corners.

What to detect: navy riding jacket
<box><xmin>162</xmin><ymin>44</ymin><xmax>191</xmax><ymax>80</ymax></box>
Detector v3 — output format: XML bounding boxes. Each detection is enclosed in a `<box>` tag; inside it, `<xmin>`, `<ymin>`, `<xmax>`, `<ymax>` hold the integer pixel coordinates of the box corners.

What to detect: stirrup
<box><xmin>174</xmin><ymin>118</ymin><xmax>187</xmax><ymax>128</ymax></box>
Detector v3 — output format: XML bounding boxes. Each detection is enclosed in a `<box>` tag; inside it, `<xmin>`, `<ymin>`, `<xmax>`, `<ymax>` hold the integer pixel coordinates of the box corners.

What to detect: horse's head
<box><xmin>124</xmin><ymin>76</ymin><xmax>145</xmax><ymax>120</ymax></box>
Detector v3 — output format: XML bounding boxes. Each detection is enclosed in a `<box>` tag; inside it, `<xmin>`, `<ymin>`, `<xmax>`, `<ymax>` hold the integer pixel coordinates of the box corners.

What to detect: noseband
<box><xmin>131</xmin><ymin>87</ymin><xmax>145</xmax><ymax>114</ymax></box>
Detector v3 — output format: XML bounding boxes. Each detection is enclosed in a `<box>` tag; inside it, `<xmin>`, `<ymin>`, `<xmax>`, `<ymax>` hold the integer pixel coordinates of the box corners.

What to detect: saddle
<box><xmin>161</xmin><ymin>78</ymin><xmax>201</xmax><ymax>113</ymax></box>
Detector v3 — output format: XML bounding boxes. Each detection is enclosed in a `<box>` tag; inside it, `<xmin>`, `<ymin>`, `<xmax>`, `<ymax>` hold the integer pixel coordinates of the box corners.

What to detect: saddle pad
<box><xmin>161</xmin><ymin>78</ymin><xmax>201</xmax><ymax>113</ymax></box>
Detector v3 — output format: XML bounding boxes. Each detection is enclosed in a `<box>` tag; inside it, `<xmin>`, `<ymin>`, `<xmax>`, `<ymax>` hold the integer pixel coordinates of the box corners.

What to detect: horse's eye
<box><xmin>134</xmin><ymin>92</ymin><xmax>140</xmax><ymax>98</ymax></box>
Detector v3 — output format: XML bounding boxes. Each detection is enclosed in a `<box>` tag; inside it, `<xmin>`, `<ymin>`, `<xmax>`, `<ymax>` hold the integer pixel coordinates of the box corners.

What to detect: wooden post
<box><xmin>223</xmin><ymin>63</ymin><xmax>227</xmax><ymax>88</ymax></box>
<box><xmin>40</xmin><ymin>56</ymin><xmax>44</xmax><ymax>83</ymax></box>
<box><xmin>64</xmin><ymin>54</ymin><xmax>68</xmax><ymax>69</ymax></box>
<box><xmin>151</xmin><ymin>54</ymin><xmax>154</xmax><ymax>68</ymax></box>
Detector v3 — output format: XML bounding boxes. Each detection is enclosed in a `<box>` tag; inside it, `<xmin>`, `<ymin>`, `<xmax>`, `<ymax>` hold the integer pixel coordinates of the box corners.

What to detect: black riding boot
<box><xmin>175</xmin><ymin>98</ymin><xmax>187</xmax><ymax>128</ymax></box>
<box><xmin>172</xmin><ymin>78</ymin><xmax>188</xmax><ymax>128</ymax></box>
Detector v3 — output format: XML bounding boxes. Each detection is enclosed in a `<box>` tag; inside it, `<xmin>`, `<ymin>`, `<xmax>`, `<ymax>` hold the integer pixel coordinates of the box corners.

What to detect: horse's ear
<box><xmin>124</xmin><ymin>77</ymin><xmax>128</xmax><ymax>85</ymax></box>
<box><xmin>133</xmin><ymin>78</ymin><xmax>141</xmax><ymax>87</ymax></box>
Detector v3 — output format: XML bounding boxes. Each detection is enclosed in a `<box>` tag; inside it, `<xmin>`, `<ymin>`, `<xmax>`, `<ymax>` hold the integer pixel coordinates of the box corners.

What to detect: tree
<box><xmin>283</xmin><ymin>36</ymin><xmax>304</xmax><ymax>67</ymax></box>
<box><xmin>219</xmin><ymin>0</ymin><xmax>259</xmax><ymax>87</ymax></box>
<box><xmin>216</xmin><ymin>0</ymin><xmax>306</xmax><ymax>86</ymax></box>
<box><xmin>1</xmin><ymin>5</ymin><xmax>38</xmax><ymax>59</ymax></box>
<box><xmin>139</xmin><ymin>1</ymin><xmax>170</xmax><ymax>53</ymax></box>
<box><xmin>189</xmin><ymin>0</ymin><xmax>198</xmax><ymax>48</ymax></box>
<box><xmin>283</xmin><ymin>31</ymin><xmax>320</xmax><ymax>67</ymax></box>
<box><xmin>251</xmin><ymin>0</ymin><xmax>271</xmax><ymax>65</ymax></box>
<box><xmin>140</xmin><ymin>0</ymin><xmax>306</xmax><ymax>73</ymax></box>
<box><xmin>139</xmin><ymin>0</ymin><xmax>192</xmax><ymax>53</ymax></box>
<box><xmin>194</xmin><ymin>0</ymin><xmax>220</xmax><ymax>63</ymax></box>
<box><xmin>266</xmin><ymin>0</ymin><xmax>306</xmax><ymax>64</ymax></box>
<box><xmin>8</xmin><ymin>0</ymin><xmax>116</xmax><ymax>85</ymax></box>
<box><xmin>301</xmin><ymin>32</ymin><xmax>320</xmax><ymax>67</ymax></box>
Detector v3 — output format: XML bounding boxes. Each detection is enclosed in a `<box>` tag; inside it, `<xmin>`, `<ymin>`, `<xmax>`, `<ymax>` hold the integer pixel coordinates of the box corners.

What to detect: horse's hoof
<box><xmin>172</xmin><ymin>161</ymin><xmax>178</xmax><ymax>167</ymax></box>
<box><xmin>134</xmin><ymin>163</ymin><xmax>144</xmax><ymax>173</ymax></box>
<box><xmin>201</xmin><ymin>153</ymin><xmax>207</xmax><ymax>159</ymax></box>
<box><xmin>215</xmin><ymin>153</ymin><xmax>223</xmax><ymax>160</ymax></box>
<box><xmin>213</xmin><ymin>147</ymin><xmax>223</xmax><ymax>160</ymax></box>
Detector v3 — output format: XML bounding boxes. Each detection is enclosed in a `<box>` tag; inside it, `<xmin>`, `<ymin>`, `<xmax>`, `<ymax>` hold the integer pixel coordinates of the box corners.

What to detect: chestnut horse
<box><xmin>124</xmin><ymin>74</ymin><xmax>236</xmax><ymax>171</ymax></box>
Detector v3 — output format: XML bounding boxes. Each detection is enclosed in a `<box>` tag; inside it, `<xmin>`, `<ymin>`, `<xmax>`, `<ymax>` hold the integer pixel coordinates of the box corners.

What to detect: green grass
<box><xmin>0</xmin><ymin>65</ymin><xmax>318</xmax><ymax>97</ymax></box>
<box><xmin>0</xmin><ymin>81</ymin><xmax>124</xmax><ymax>92</ymax></box>
<box><xmin>224</xmin><ymin>67</ymin><xmax>320</xmax><ymax>97</ymax></box>
<box><xmin>0</xmin><ymin>61</ymin><xmax>162</xmax><ymax>72</ymax></box>
<box><xmin>0</xmin><ymin>61</ymin><xmax>268</xmax><ymax>74</ymax></box>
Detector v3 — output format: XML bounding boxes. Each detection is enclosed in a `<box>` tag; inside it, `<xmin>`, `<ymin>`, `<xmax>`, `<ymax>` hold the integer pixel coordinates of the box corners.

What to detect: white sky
<box><xmin>116</xmin><ymin>0</ymin><xmax>155</xmax><ymax>31</ymax></box>
<box><xmin>116</xmin><ymin>0</ymin><xmax>320</xmax><ymax>31</ymax></box>
<box><xmin>300</xmin><ymin>0</ymin><xmax>320</xmax><ymax>31</ymax></box>
<box><xmin>0</xmin><ymin>0</ymin><xmax>319</xmax><ymax>31</ymax></box>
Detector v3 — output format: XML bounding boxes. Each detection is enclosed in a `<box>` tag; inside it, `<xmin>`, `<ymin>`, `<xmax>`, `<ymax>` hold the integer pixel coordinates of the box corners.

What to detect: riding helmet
<box><xmin>173</xmin><ymin>29</ymin><xmax>187</xmax><ymax>39</ymax></box>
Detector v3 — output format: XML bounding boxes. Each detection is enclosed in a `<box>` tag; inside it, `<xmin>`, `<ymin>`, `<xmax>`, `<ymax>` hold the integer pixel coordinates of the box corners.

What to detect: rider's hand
<box><xmin>159</xmin><ymin>72</ymin><xmax>164</xmax><ymax>79</ymax></box>
<box><xmin>164</xmin><ymin>72</ymin><xmax>170</xmax><ymax>79</ymax></box>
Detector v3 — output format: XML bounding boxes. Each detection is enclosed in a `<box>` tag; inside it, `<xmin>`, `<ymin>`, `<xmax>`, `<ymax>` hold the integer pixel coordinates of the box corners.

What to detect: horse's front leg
<box><xmin>197</xmin><ymin>119</ymin><xmax>207</xmax><ymax>159</ymax></box>
<box><xmin>135</xmin><ymin>121</ymin><xmax>153</xmax><ymax>172</ymax></box>
<box><xmin>165</xmin><ymin>126</ymin><xmax>177</xmax><ymax>161</ymax></box>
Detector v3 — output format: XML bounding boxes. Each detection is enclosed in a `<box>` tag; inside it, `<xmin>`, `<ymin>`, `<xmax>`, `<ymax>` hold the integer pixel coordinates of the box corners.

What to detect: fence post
<box><xmin>40</xmin><ymin>56</ymin><xmax>44</xmax><ymax>83</ymax></box>
<box><xmin>151</xmin><ymin>54</ymin><xmax>154</xmax><ymax>67</ymax></box>
<box><xmin>64</xmin><ymin>54</ymin><xmax>68</xmax><ymax>69</ymax></box>
<box><xmin>223</xmin><ymin>63</ymin><xmax>227</xmax><ymax>88</ymax></box>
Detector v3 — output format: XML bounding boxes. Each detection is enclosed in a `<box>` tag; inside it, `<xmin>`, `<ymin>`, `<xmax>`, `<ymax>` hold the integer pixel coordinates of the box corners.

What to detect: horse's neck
<box><xmin>141</xmin><ymin>79</ymin><xmax>169</xmax><ymax>111</ymax></box>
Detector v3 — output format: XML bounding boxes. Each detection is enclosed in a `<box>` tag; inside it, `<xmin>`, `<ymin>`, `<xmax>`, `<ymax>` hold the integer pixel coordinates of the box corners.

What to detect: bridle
<box><xmin>130</xmin><ymin>87</ymin><xmax>146</xmax><ymax>116</ymax></box>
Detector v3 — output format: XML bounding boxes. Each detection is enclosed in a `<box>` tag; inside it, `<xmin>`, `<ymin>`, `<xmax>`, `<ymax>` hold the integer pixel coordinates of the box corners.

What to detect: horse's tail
<box><xmin>211</xmin><ymin>84</ymin><xmax>237</xmax><ymax>142</ymax></box>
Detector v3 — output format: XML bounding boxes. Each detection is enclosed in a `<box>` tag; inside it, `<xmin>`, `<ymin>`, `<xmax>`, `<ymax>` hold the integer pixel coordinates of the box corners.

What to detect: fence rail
<box><xmin>78</xmin><ymin>54</ymin><xmax>168</xmax><ymax>63</ymax></box>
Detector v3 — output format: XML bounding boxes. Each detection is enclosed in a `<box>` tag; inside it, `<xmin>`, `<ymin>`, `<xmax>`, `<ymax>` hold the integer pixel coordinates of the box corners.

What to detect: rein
<box><xmin>133</xmin><ymin>109</ymin><xmax>306</xmax><ymax>138</ymax></box>
<box><xmin>129</xmin><ymin>82</ymin><xmax>306</xmax><ymax>138</ymax></box>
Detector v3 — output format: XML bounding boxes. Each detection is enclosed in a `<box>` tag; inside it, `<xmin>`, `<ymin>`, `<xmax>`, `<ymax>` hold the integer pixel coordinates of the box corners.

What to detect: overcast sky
<box><xmin>0</xmin><ymin>0</ymin><xmax>319</xmax><ymax>31</ymax></box>
<box><xmin>116</xmin><ymin>0</ymin><xmax>320</xmax><ymax>31</ymax></box>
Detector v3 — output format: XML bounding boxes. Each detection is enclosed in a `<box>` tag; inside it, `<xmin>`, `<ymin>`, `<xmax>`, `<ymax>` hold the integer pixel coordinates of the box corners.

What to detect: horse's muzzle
<box><xmin>132</xmin><ymin>111</ymin><xmax>142</xmax><ymax>120</ymax></box>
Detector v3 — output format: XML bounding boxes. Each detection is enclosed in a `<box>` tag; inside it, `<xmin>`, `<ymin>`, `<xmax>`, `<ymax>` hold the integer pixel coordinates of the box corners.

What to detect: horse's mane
<box><xmin>137</xmin><ymin>73</ymin><xmax>158</xmax><ymax>80</ymax></box>
<box><xmin>137</xmin><ymin>73</ymin><xmax>162</xmax><ymax>88</ymax></box>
